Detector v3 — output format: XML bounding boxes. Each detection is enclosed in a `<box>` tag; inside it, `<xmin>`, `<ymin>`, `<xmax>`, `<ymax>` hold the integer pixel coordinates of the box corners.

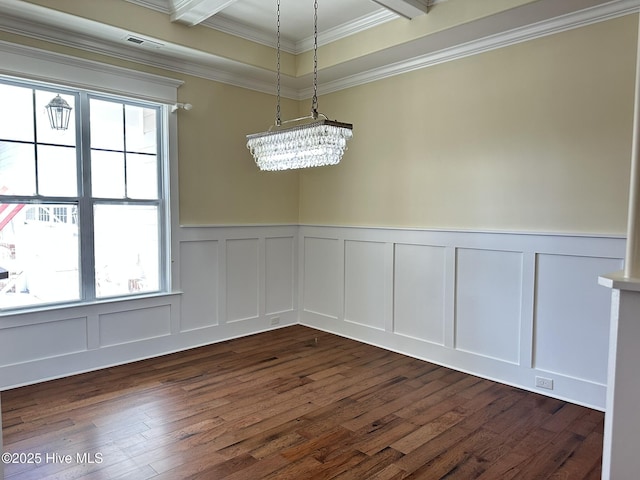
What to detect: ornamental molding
<box><xmin>0</xmin><ymin>0</ymin><xmax>637</xmax><ymax>100</ymax></box>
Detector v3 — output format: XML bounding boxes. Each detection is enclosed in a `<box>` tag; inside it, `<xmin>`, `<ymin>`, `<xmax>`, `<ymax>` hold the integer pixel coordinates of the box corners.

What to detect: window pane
<box><xmin>36</xmin><ymin>91</ymin><xmax>76</xmax><ymax>147</ymax></box>
<box><xmin>125</xmin><ymin>105</ymin><xmax>157</xmax><ymax>154</ymax></box>
<box><xmin>91</xmin><ymin>150</ymin><xmax>125</xmax><ymax>198</ymax></box>
<box><xmin>127</xmin><ymin>154</ymin><xmax>158</xmax><ymax>199</ymax></box>
<box><xmin>94</xmin><ymin>204</ymin><xmax>159</xmax><ymax>298</ymax></box>
<box><xmin>0</xmin><ymin>78</ymin><xmax>167</xmax><ymax>311</ymax></box>
<box><xmin>90</xmin><ymin>99</ymin><xmax>124</xmax><ymax>151</ymax></box>
<box><xmin>37</xmin><ymin>145</ymin><xmax>78</xmax><ymax>197</ymax></box>
<box><xmin>0</xmin><ymin>84</ymin><xmax>34</xmax><ymax>142</ymax></box>
<box><xmin>0</xmin><ymin>142</ymin><xmax>36</xmax><ymax>195</ymax></box>
<box><xmin>0</xmin><ymin>203</ymin><xmax>80</xmax><ymax>309</ymax></box>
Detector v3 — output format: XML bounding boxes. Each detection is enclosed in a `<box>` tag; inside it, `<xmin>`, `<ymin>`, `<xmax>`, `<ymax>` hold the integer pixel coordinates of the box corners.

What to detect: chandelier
<box><xmin>246</xmin><ymin>0</ymin><xmax>353</xmax><ymax>171</ymax></box>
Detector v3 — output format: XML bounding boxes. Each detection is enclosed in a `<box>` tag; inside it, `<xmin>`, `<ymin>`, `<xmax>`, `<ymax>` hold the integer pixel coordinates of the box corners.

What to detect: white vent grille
<box><xmin>123</xmin><ymin>34</ymin><xmax>164</xmax><ymax>49</ymax></box>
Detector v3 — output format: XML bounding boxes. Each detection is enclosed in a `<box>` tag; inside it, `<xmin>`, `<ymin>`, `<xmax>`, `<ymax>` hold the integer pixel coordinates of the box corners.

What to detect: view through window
<box><xmin>0</xmin><ymin>79</ymin><xmax>167</xmax><ymax>310</ymax></box>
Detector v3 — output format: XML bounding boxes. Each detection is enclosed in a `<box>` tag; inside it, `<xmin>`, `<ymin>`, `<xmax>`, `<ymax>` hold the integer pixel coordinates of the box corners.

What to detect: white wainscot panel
<box><xmin>394</xmin><ymin>244</ymin><xmax>446</xmax><ymax>345</ymax></box>
<box><xmin>0</xmin><ymin>317</ymin><xmax>88</xmax><ymax>366</ymax></box>
<box><xmin>303</xmin><ymin>237</ymin><xmax>341</xmax><ymax>319</ymax></box>
<box><xmin>226</xmin><ymin>238</ymin><xmax>259</xmax><ymax>322</ymax></box>
<box><xmin>534</xmin><ymin>254</ymin><xmax>622</xmax><ymax>385</ymax></box>
<box><xmin>180</xmin><ymin>240</ymin><xmax>218</xmax><ymax>331</ymax></box>
<box><xmin>456</xmin><ymin>248</ymin><xmax>522</xmax><ymax>364</ymax></box>
<box><xmin>265</xmin><ymin>236</ymin><xmax>294</xmax><ymax>315</ymax></box>
<box><xmin>99</xmin><ymin>305</ymin><xmax>171</xmax><ymax>347</ymax></box>
<box><xmin>345</xmin><ymin>240</ymin><xmax>386</xmax><ymax>330</ymax></box>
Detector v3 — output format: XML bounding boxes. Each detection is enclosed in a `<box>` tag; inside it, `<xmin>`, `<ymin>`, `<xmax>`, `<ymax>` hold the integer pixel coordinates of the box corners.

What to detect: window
<box><xmin>0</xmin><ymin>78</ymin><xmax>169</xmax><ymax>310</ymax></box>
<box><xmin>53</xmin><ymin>207</ymin><xmax>67</xmax><ymax>223</ymax></box>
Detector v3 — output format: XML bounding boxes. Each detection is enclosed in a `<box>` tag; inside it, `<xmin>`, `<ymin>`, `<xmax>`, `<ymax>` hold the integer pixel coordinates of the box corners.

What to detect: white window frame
<box><xmin>0</xmin><ymin>41</ymin><xmax>183</xmax><ymax>312</ymax></box>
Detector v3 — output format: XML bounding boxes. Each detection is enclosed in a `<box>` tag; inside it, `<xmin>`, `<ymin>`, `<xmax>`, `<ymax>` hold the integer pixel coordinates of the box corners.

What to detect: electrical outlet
<box><xmin>270</xmin><ymin>316</ymin><xmax>280</xmax><ymax>326</ymax></box>
<box><xmin>535</xmin><ymin>376</ymin><xmax>554</xmax><ymax>390</ymax></box>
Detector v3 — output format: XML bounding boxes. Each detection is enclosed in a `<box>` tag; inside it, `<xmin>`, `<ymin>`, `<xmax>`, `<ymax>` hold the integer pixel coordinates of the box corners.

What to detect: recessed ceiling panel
<box><xmin>217</xmin><ymin>0</ymin><xmax>386</xmax><ymax>44</ymax></box>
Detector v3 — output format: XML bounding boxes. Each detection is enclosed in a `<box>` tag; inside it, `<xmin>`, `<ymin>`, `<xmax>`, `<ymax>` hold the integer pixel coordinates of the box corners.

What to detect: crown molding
<box><xmin>199</xmin><ymin>14</ymin><xmax>297</xmax><ymax>54</ymax></box>
<box><xmin>309</xmin><ymin>0</ymin><xmax>640</xmax><ymax>97</ymax></box>
<box><xmin>124</xmin><ymin>0</ymin><xmax>300</xmax><ymax>52</ymax></box>
<box><xmin>293</xmin><ymin>10</ymin><xmax>397</xmax><ymax>54</ymax></box>
<box><xmin>0</xmin><ymin>1</ymin><xmax>300</xmax><ymax>99</ymax></box>
<box><xmin>124</xmin><ymin>0</ymin><xmax>446</xmax><ymax>54</ymax></box>
<box><xmin>202</xmin><ymin>10</ymin><xmax>399</xmax><ymax>55</ymax></box>
<box><xmin>124</xmin><ymin>0</ymin><xmax>398</xmax><ymax>54</ymax></box>
<box><xmin>124</xmin><ymin>0</ymin><xmax>170</xmax><ymax>14</ymax></box>
<box><xmin>0</xmin><ymin>0</ymin><xmax>637</xmax><ymax>100</ymax></box>
<box><xmin>0</xmin><ymin>40</ymin><xmax>183</xmax><ymax>103</ymax></box>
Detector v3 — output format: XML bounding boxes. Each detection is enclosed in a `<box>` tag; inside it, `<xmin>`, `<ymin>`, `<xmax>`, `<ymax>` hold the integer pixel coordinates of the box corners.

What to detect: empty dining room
<box><xmin>0</xmin><ymin>0</ymin><xmax>638</xmax><ymax>478</ymax></box>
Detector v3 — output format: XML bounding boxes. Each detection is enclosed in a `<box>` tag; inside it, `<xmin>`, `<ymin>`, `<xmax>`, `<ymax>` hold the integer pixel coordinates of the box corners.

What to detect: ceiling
<box><xmin>126</xmin><ymin>0</ymin><xmax>436</xmax><ymax>53</ymax></box>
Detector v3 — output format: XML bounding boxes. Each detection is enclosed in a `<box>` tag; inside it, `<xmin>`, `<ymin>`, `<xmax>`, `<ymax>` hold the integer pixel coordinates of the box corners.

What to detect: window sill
<box><xmin>0</xmin><ymin>291</ymin><xmax>183</xmax><ymax>319</ymax></box>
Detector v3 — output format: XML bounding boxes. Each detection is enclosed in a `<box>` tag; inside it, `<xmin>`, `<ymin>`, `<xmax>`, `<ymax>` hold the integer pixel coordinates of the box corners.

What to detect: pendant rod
<box><xmin>311</xmin><ymin>0</ymin><xmax>319</xmax><ymax>119</ymax></box>
<box><xmin>275</xmin><ymin>0</ymin><xmax>282</xmax><ymax>126</ymax></box>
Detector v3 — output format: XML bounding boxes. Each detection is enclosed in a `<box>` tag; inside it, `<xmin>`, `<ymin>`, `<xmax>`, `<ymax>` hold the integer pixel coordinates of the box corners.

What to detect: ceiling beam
<box><xmin>170</xmin><ymin>0</ymin><xmax>241</xmax><ymax>26</ymax></box>
<box><xmin>371</xmin><ymin>0</ymin><xmax>429</xmax><ymax>19</ymax></box>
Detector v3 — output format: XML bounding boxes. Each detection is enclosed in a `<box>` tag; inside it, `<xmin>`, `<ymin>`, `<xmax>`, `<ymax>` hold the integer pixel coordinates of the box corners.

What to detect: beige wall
<box><xmin>177</xmin><ymin>76</ymin><xmax>300</xmax><ymax>225</ymax></box>
<box><xmin>299</xmin><ymin>15</ymin><xmax>636</xmax><ymax>234</ymax></box>
<box><xmin>0</xmin><ymin>30</ymin><xmax>300</xmax><ymax>226</ymax></box>
<box><xmin>1</xmin><ymin>11</ymin><xmax>636</xmax><ymax>232</ymax></box>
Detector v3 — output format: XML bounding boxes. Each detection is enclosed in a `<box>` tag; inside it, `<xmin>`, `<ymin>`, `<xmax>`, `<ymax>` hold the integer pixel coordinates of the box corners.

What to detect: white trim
<box><xmin>124</xmin><ymin>0</ymin><xmax>170</xmax><ymax>14</ymax></box>
<box><xmin>299</xmin><ymin>225</ymin><xmax>626</xmax><ymax>410</ymax></box>
<box><xmin>293</xmin><ymin>10</ymin><xmax>397</xmax><ymax>54</ymax></box>
<box><xmin>0</xmin><ymin>225</ymin><xmax>298</xmax><ymax>391</ymax></box>
<box><xmin>126</xmin><ymin>0</ymin><xmax>398</xmax><ymax>54</ymax></box>
<box><xmin>170</xmin><ymin>0</ymin><xmax>243</xmax><ymax>27</ymax></box>
<box><xmin>0</xmin><ymin>40</ymin><xmax>183</xmax><ymax>104</ymax></box>
<box><xmin>372</xmin><ymin>0</ymin><xmax>429</xmax><ymax>20</ymax></box>
<box><xmin>0</xmin><ymin>224</ymin><xmax>626</xmax><ymax>411</ymax></box>
<box><xmin>296</xmin><ymin>223</ymin><xmax>627</xmax><ymax>239</ymax></box>
<box><xmin>201</xmin><ymin>14</ymin><xmax>294</xmax><ymax>54</ymax></box>
<box><xmin>599</xmin><ymin>270</ymin><xmax>640</xmax><ymax>292</ymax></box>
<box><xmin>311</xmin><ymin>0</ymin><xmax>640</xmax><ymax>96</ymax></box>
<box><xmin>204</xmin><ymin>10</ymin><xmax>399</xmax><ymax>55</ymax></box>
<box><xmin>0</xmin><ymin>9</ymin><xmax>296</xmax><ymax>98</ymax></box>
<box><xmin>0</xmin><ymin>0</ymin><xmax>637</xmax><ymax>99</ymax></box>
<box><xmin>125</xmin><ymin>0</ymin><xmax>443</xmax><ymax>54</ymax></box>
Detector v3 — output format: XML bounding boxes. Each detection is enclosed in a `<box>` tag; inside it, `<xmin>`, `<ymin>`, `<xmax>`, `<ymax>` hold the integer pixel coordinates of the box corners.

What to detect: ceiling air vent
<box><xmin>123</xmin><ymin>34</ymin><xmax>164</xmax><ymax>49</ymax></box>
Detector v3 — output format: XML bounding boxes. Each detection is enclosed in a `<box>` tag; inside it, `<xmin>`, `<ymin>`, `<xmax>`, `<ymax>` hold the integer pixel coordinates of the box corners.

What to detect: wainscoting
<box><xmin>0</xmin><ymin>224</ymin><xmax>624</xmax><ymax>410</ymax></box>
<box><xmin>298</xmin><ymin>226</ymin><xmax>625</xmax><ymax>410</ymax></box>
<box><xmin>0</xmin><ymin>225</ymin><xmax>298</xmax><ymax>390</ymax></box>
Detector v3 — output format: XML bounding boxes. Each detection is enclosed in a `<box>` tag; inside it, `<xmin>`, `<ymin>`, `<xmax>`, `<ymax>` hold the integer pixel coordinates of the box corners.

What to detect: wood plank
<box><xmin>1</xmin><ymin>325</ymin><xmax>603</xmax><ymax>480</ymax></box>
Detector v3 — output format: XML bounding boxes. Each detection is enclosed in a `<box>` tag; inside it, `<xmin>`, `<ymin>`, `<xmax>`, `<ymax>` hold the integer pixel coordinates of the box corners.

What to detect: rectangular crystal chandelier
<box><xmin>247</xmin><ymin>117</ymin><xmax>352</xmax><ymax>171</ymax></box>
<box><xmin>246</xmin><ymin>0</ymin><xmax>353</xmax><ymax>171</ymax></box>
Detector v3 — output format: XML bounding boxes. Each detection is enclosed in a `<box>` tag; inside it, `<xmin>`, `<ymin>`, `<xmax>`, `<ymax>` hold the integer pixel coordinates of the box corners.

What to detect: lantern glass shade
<box><xmin>45</xmin><ymin>94</ymin><xmax>72</xmax><ymax>130</ymax></box>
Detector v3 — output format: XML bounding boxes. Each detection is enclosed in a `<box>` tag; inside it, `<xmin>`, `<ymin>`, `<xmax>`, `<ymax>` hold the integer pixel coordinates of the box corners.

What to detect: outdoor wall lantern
<box><xmin>45</xmin><ymin>94</ymin><xmax>72</xmax><ymax>130</ymax></box>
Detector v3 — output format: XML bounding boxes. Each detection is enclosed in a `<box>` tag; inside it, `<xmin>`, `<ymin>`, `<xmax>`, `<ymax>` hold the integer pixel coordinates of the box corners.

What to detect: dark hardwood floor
<box><xmin>2</xmin><ymin>325</ymin><xmax>603</xmax><ymax>479</ymax></box>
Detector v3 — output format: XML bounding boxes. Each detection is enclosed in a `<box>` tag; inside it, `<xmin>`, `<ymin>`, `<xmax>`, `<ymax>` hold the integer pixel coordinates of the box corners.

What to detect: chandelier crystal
<box><xmin>247</xmin><ymin>118</ymin><xmax>353</xmax><ymax>171</ymax></box>
<box><xmin>246</xmin><ymin>0</ymin><xmax>353</xmax><ymax>171</ymax></box>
